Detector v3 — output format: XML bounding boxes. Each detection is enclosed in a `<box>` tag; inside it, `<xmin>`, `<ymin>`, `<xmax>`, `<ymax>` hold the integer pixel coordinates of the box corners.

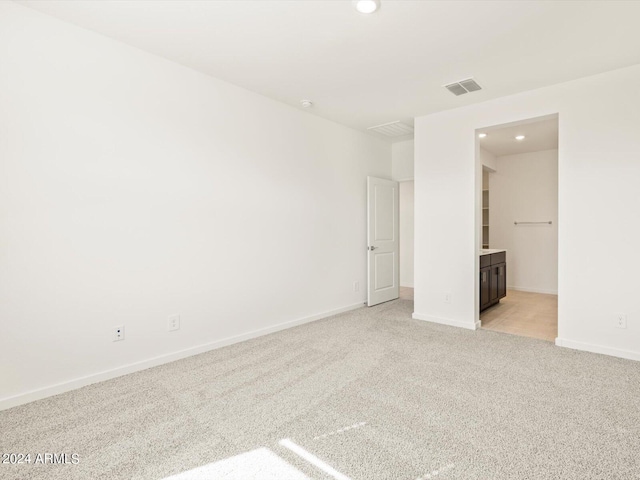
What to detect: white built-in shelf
<box><xmin>482</xmin><ymin>187</ymin><xmax>489</xmax><ymax>248</ymax></box>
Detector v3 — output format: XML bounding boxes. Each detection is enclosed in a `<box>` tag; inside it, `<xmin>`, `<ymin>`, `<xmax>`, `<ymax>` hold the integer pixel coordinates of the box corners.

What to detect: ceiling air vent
<box><xmin>444</xmin><ymin>78</ymin><xmax>482</xmax><ymax>96</ymax></box>
<box><xmin>367</xmin><ymin>121</ymin><xmax>414</xmax><ymax>137</ymax></box>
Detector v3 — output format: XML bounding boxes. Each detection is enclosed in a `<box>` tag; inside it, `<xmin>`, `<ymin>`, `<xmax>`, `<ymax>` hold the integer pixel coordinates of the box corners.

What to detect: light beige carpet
<box><xmin>2</xmin><ymin>299</ymin><xmax>640</xmax><ymax>479</ymax></box>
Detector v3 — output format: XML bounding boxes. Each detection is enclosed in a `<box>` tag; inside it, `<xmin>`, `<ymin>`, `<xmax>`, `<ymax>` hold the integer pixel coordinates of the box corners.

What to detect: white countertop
<box><xmin>480</xmin><ymin>249</ymin><xmax>506</xmax><ymax>256</ymax></box>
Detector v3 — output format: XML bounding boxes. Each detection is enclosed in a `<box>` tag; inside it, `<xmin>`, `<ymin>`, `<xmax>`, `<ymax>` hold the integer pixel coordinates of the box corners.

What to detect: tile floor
<box><xmin>398</xmin><ymin>287</ymin><xmax>557</xmax><ymax>342</ymax></box>
<box><xmin>480</xmin><ymin>289</ymin><xmax>558</xmax><ymax>342</ymax></box>
<box><xmin>399</xmin><ymin>286</ymin><xmax>414</xmax><ymax>300</ymax></box>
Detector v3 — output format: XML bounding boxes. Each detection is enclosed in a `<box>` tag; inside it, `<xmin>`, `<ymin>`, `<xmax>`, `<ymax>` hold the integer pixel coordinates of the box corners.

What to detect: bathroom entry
<box><xmin>476</xmin><ymin>115</ymin><xmax>559</xmax><ymax>342</ymax></box>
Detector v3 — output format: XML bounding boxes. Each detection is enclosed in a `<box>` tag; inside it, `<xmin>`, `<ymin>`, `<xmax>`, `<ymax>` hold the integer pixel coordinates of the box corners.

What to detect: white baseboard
<box><xmin>0</xmin><ymin>302</ymin><xmax>364</xmax><ymax>411</ymax></box>
<box><xmin>400</xmin><ymin>283</ymin><xmax>414</xmax><ymax>288</ymax></box>
<box><xmin>555</xmin><ymin>337</ymin><xmax>640</xmax><ymax>362</ymax></box>
<box><xmin>509</xmin><ymin>285</ymin><xmax>558</xmax><ymax>295</ymax></box>
<box><xmin>412</xmin><ymin>312</ymin><xmax>478</xmax><ymax>331</ymax></box>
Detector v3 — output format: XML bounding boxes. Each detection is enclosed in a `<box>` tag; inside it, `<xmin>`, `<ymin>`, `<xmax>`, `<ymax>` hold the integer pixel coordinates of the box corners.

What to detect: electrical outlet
<box><xmin>168</xmin><ymin>315</ymin><xmax>181</xmax><ymax>332</ymax></box>
<box><xmin>444</xmin><ymin>292</ymin><xmax>452</xmax><ymax>304</ymax></box>
<box><xmin>616</xmin><ymin>314</ymin><xmax>627</xmax><ymax>329</ymax></box>
<box><xmin>113</xmin><ymin>325</ymin><xmax>125</xmax><ymax>342</ymax></box>
<box><xmin>353</xmin><ymin>281</ymin><xmax>360</xmax><ymax>292</ymax></box>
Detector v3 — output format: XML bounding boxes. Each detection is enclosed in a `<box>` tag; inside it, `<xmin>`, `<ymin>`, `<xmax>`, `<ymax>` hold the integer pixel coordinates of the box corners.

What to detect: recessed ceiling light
<box><xmin>515</xmin><ymin>135</ymin><xmax>525</xmax><ymax>140</ymax></box>
<box><xmin>478</xmin><ymin>133</ymin><xmax>487</xmax><ymax>138</ymax></box>
<box><xmin>354</xmin><ymin>0</ymin><xmax>380</xmax><ymax>14</ymax></box>
<box><xmin>300</xmin><ymin>100</ymin><xmax>313</xmax><ymax>108</ymax></box>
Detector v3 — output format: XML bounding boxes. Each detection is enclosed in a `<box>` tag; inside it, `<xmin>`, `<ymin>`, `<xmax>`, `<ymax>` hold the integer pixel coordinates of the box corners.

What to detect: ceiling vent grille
<box><xmin>444</xmin><ymin>78</ymin><xmax>482</xmax><ymax>96</ymax></box>
<box><xmin>367</xmin><ymin>121</ymin><xmax>414</xmax><ymax>137</ymax></box>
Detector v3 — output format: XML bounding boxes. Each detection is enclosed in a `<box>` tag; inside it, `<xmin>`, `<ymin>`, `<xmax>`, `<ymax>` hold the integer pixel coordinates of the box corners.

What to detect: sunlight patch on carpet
<box><xmin>162</xmin><ymin>447</ymin><xmax>310</xmax><ymax>480</ymax></box>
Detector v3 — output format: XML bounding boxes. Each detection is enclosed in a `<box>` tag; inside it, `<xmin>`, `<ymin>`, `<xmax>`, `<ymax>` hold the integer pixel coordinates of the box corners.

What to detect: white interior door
<box><xmin>367</xmin><ymin>176</ymin><xmax>399</xmax><ymax>306</ymax></box>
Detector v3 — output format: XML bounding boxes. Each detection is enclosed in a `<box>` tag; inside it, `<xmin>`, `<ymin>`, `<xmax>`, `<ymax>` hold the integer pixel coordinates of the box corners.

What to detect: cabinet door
<box><xmin>496</xmin><ymin>263</ymin><xmax>507</xmax><ymax>299</ymax></box>
<box><xmin>490</xmin><ymin>264</ymin><xmax>499</xmax><ymax>303</ymax></box>
<box><xmin>480</xmin><ymin>266</ymin><xmax>491</xmax><ymax>310</ymax></box>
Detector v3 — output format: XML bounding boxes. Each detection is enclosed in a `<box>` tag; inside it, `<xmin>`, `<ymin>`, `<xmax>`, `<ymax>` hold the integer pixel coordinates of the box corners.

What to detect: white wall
<box><xmin>414</xmin><ymin>63</ymin><xmax>640</xmax><ymax>362</ymax></box>
<box><xmin>392</xmin><ymin>139</ymin><xmax>414</xmax><ymax>181</ymax></box>
<box><xmin>479</xmin><ymin>147</ymin><xmax>497</xmax><ymax>172</ymax></box>
<box><xmin>399</xmin><ymin>181</ymin><xmax>414</xmax><ymax>288</ymax></box>
<box><xmin>490</xmin><ymin>150</ymin><xmax>558</xmax><ymax>294</ymax></box>
<box><xmin>0</xmin><ymin>2</ymin><xmax>391</xmax><ymax>409</ymax></box>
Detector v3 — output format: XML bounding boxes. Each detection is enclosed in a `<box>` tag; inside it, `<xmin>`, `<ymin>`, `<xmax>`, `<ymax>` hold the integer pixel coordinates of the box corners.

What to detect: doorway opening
<box><xmin>366</xmin><ymin>175</ymin><xmax>412</xmax><ymax>307</ymax></box>
<box><xmin>476</xmin><ymin>114</ymin><xmax>559</xmax><ymax>342</ymax></box>
<box><xmin>366</xmin><ymin>176</ymin><xmax>400</xmax><ymax>306</ymax></box>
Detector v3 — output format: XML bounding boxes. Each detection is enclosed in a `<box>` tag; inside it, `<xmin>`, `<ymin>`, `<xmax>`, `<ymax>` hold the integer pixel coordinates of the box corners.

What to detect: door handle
<box><xmin>369</xmin><ymin>246</ymin><xmax>377</xmax><ymax>251</ymax></box>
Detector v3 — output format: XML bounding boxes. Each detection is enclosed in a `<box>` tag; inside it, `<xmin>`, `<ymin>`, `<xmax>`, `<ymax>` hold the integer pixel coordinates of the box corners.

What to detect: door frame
<box><xmin>474</xmin><ymin>113</ymin><xmax>560</xmax><ymax>337</ymax></box>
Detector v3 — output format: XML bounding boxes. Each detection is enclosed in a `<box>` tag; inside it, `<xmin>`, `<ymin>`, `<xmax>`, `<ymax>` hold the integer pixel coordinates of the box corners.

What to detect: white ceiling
<box><xmin>479</xmin><ymin>117</ymin><xmax>558</xmax><ymax>157</ymax></box>
<box><xmin>16</xmin><ymin>0</ymin><xmax>640</xmax><ymax>141</ymax></box>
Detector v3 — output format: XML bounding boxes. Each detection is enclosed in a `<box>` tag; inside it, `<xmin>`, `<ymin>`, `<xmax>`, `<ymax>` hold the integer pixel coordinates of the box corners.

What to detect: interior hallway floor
<box><xmin>481</xmin><ymin>289</ymin><xmax>558</xmax><ymax>342</ymax></box>
<box><xmin>399</xmin><ymin>286</ymin><xmax>414</xmax><ymax>301</ymax></box>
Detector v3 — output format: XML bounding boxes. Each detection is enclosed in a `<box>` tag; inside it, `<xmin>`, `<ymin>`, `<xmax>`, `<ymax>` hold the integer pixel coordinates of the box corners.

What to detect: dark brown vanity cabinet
<box><xmin>480</xmin><ymin>252</ymin><xmax>506</xmax><ymax>312</ymax></box>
